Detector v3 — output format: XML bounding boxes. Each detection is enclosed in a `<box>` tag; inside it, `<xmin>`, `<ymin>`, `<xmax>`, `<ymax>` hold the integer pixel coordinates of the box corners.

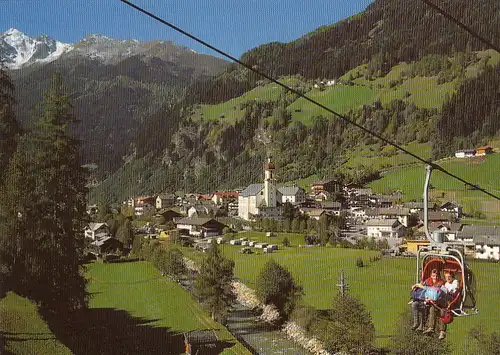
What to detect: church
<box><xmin>238</xmin><ymin>157</ymin><xmax>282</xmax><ymax>221</ymax></box>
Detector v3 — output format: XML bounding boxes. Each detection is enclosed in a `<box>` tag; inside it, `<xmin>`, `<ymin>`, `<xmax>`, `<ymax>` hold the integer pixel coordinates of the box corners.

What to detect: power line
<box><xmin>119</xmin><ymin>0</ymin><xmax>500</xmax><ymax>202</ymax></box>
<box><xmin>421</xmin><ymin>0</ymin><xmax>500</xmax><ymax>53</ymax></box>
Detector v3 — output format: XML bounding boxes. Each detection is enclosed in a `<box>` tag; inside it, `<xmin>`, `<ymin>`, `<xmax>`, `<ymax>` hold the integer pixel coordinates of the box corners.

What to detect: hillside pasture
<box><xmin>190</xmin><ymin>76</ymin><xmax>305</xmax><ymax>123</ymax></box>
<box><xmin>370</xmin><ymin>153</ymin><xmax>500</xmax><ymax>218</ymax></box>
<box><xmin>287</xmin><ymin>84</ymin><xmax>375</xmax><ymax>125</ymax></box>
<box><xmin>343</xmin><ymin>141</ymin><xmax>432</xmax><ymax>171</ymax></box>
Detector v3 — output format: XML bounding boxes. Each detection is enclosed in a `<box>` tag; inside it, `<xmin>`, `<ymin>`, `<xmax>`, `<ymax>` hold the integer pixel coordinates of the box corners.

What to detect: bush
<box><xmin>291</xmin><ymin>304</ymin><xmax>317</xmax><ymax>331</ymax></box>
<box><xmin>282</xmin><ymin>237</ymin><xmax>291</xmax><ymax>247</ymax></box>
<box><xmin>256</xmin><ymin>260</ymin><xmax>303</xmax><ymax>321</ymax></box>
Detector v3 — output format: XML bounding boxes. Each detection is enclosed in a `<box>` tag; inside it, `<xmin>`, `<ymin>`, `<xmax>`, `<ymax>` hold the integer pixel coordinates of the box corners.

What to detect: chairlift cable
<box><xmin>119</xmin><ymin>0</ymin><xmax>500</xmax><ymax>202</ymax></box>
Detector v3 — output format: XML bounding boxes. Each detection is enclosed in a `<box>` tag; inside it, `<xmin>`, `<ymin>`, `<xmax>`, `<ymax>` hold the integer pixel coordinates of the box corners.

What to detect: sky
<box><xmin>0</xmin><ymin>0</ymin><xmax>373</xmax><ymax>58</ymax></box>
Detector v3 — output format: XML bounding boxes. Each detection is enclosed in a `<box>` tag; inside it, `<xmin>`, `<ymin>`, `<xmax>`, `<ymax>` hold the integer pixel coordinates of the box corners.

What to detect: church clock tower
<box><xmin>263</xmin><ymin>157</ymin><xmax>276</xmax><ymax>207</ymax></box>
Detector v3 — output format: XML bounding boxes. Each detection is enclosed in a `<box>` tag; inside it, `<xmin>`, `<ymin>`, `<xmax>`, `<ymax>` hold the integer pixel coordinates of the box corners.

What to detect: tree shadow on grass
<box><xmin>43</xmin><ymin>308</ymin><xmax>236</xmax><ymax>355</ymax></box>
<box><xmin>43</xmin><ymin>308</ymin><xmax>186</xmax><ymax>354</ymax></box>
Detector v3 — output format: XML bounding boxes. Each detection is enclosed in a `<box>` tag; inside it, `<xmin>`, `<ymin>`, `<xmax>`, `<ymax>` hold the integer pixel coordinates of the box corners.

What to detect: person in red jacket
<box><xmin>422</xmin><ymin>269</ymin><xmax>447</xmax><ymax>339</ymax></box>
<box><xmin>411</xmin><ymin>269</ymin><xmax>443</xmax><ymax>331</ymax></box>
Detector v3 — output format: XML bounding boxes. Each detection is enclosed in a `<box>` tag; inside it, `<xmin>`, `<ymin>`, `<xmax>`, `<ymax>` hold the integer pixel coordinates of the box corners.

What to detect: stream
<box><xmin>179</xmin><ymin>274</ymin><xmax>309</xmax><ymax>355</ymax></box>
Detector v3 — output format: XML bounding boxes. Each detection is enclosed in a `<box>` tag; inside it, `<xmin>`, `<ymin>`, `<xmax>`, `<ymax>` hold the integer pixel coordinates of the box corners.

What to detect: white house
<box><xmin>238</xmin><ymin>157</ymin><xmax>281</xmax><ymax>221</ymax></box>
<box><xmin>459</xmin><ymin>225</ymin><xmax>500</xmax><ymax>260</ymax></box>
<box><xmin>455</xmin><ymin>149</ymin><xmax>476</xmax><ymax>158</ymax></box>
<box><xmin>474</xmin><ymin>236</ymin><xmax>500</xmax><ymax>260</ymax></box>
<box><xmin>365</xmin><ymin>208</ymin><xmax>411</xmax><ymax>227</ymax></box>
<box><xmin>440</xmin><ymin>201</ymin><xmax>462</xmax><ymax>218</ymax></box>
<box><xmin>365</xmin><ymin>219</ymin><xmax>405</xmax><ymax>238</ymax></box>
<box><xmin>176</xmin><ymin>217</ymin><xmax>226</xmax><ymax>238</ymax></box>
<box><xmin>278</xmin><ymin>185</ymin><xmax>306</xmax><ymax>205</ymax></box>
<box><xmin>428</xmin><ymin>222</ymin><xmax>463</xmax><ymax>241</ymax></box>
<box><xmin>84</xmin><ymin>222</ymin><xmax>110</xmax><ymax>241</ymax></box>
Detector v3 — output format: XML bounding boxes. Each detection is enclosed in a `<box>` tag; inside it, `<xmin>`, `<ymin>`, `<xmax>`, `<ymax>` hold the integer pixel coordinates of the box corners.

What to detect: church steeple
<box><xmin>263</xmin><ymin>156</ymin><xmax>275</xmax><ymax>181</ymax></box>
<box><xmin>263</xmin><ymin>156</ymin><xmax>276</xmax><ymax>207</ymax></box>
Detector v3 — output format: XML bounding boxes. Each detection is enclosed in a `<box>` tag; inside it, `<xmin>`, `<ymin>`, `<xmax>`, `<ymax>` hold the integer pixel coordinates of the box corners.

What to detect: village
<box><xmin>85</xmin><ymin>155</ymin><xmax>500</xmax><ymax>262</ymax></box>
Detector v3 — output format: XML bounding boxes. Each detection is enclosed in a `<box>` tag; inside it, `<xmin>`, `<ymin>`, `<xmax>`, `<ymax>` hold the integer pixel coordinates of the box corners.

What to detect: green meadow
<box><xmin>0</xmin><ymin>262</ymin><xmax>251</xmax><ymax>355</ymax></box>
<box><xmin>0</xmin><ymin>293</ymin><xmax>72</xmax><ymax>355</ymax></box>
<box><xmin>369</xmin><ymin>153</ymin><xmax>500</xmax><ymax>219</ymax></box>
<box><xmin>183</xmin><ymin>231</ymin><xmax>500</xmax><ymax>353</ymax></box>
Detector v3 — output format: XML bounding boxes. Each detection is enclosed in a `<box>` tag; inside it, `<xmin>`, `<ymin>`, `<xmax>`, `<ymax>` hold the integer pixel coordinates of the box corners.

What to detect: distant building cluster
<box><xmin>86</xmin><ymin>156</ymin><xmax>499</xmax><ymax>261</ymax></box>
<box><xmin>455</xmin><ymin>145</ymin><xmax>493</xmax><ymax>158</ymax></box>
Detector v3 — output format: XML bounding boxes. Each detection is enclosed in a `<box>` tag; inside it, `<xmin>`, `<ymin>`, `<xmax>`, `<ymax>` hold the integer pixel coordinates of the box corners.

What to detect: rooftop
<box><xmin>240</xmin><ymin>183</ymin><xmax>264</xmax><ymax>197</ymax></box>
<box><xmin>278</xmin><ymin>185</ymin><xmax>302</xmax><ymax>196</ymax></box>
<box><xmin>184</xmin><ymin>330</ymin><xmax>218</xmax><ymax>345</ymax></box>
<box><xmin>365</xmin><ymin>219</ymin><xmax>401</xmax><ymax>227</ymax></box>
<box><xmin>365</xmin><ymin>208</ymin><xmax>410</xmax><ymax>216</ymax></box>
<box><xmin>461</xmin><ymin>225</ymin><xmax>500</xmax><ymax>238</ymax></box>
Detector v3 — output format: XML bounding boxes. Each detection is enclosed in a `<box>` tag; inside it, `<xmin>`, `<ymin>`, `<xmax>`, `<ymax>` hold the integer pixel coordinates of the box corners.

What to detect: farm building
<box><xmin>84</xmin><ymin>222</ymin><xmax>110</xmax><ymax>241</ymax></box>
<box><xmin>155</xmin><ymin>209</ymin><xmax>182</xmax><ymax>223</ymax></box>
<box><xmin>455</xmin><ymin>149</ymin><xmax>476</xmax><ymax>158</ymax></box>
<box><xmin>176</xmin><ymin>217</ymin><xmax>226</xmax><ymax>238</ymax></box>
<box><xmin>90</xmin><ymin>236</ymin><xmax>123</xmax><ymax>255</ymax></box>
<box><xmin>475</xmin><ymin>145</ymin><xmax>493</xmax><ymax>156</ymax></box>
<box><xmin>311</xmin><ymin>178</ymin><xmax>341</xmax><ymax>194</ymax></box>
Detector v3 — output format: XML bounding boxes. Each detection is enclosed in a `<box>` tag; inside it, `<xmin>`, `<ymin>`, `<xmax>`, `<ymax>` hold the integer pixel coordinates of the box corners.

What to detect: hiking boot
<box><xmin>423</xmin><ymin>328</ymin><xmax>434</xmax><ymax>335</ymax></box>
<box><xmin>439</xmin><ymin>331</ymin><xmax>446</xmax><ymax>340</ymax></box>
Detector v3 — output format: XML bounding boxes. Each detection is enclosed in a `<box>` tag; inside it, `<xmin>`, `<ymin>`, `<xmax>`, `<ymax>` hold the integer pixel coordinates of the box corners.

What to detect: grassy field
<box><xmin>183</xmin><ymin>232</ymin><xmax>500</xmax><ymax>353</ymax></box>
<box><xmin>287</xmin><ymin>84</ymin><xmax>375</xmax><ymax>125</ymax></box>
<box><xmin>190</xmin><ymin>76</ymin><xmax>303</xmax><ymax>123</ymax></box>
<box><xmin>343</xmin><ymin>141</ymin><xmax>432</xmax><ymax>170</ymax></box>
<box><xmin>0</xmin><ymin>293</ymin><xmax>72</xmax><ymax>355</ymax></box>
<box><xmin>369</xmin><ymin>153</ymin><xmax>500</xmax><ymax>219</ymax></box>
<box><xmin>0</xmin><ymin>262</ymin><xmax>251</xmax><ymax>355</ymax></box>
<box><xmin>86</xmin><ymin>262</ymin><xmax>250</xmax><ymax>355</ymax></box>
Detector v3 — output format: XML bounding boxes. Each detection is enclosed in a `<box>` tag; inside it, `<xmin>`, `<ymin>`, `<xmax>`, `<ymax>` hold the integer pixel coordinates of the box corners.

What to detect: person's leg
<box><xmin>424</xmin><ymin>305</ymin><xmax>436</xmax><ymax>334</ymax></box>
<box><xmin>438</xmin><ymin>310</ymin><xmax>447</xmax><ymax>339</ymax></box>
<box><xmin>419</xmin><ymin>304</ymin><xmax>429</xmax><ymax>331</ymax></box>
<box><xmin>411</xmin><ymin>301</ymin><xmax>420</xmax><ymax>329</ymax></box>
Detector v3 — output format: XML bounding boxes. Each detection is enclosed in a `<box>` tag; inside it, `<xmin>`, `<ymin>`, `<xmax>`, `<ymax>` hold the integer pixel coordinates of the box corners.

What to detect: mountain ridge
<box><xmin>4</xmin><ymin>28</ymin><xmax>228</xmax><ymax>176</ymax></box>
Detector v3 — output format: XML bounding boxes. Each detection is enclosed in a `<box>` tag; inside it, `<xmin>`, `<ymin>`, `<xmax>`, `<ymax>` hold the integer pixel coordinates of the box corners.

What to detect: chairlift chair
<box><xmin>415</xmin><ymin>165</ymin><xmax>479</xmax><ymax>317</ymax></box>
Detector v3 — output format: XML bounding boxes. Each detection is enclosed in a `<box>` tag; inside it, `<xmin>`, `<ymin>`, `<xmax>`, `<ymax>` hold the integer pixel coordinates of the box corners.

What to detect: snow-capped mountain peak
<box><xmin>0</xmin><ymin>28</ymin><xmax>73</xmax><ymax>69</ymax></box>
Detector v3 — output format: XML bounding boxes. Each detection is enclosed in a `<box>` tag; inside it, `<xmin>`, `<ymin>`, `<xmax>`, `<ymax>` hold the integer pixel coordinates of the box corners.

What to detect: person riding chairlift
<box><xmin>410</xmin><ymin>269</ymin><xmax>443</xmax><ymax>332</ymax></box>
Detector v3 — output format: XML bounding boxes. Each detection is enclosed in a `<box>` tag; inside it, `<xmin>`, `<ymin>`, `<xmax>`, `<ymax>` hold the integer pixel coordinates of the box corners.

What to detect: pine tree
<box><xmin>1</xmin><ymin>73</ymin><xmax>88</xmax><ymax>315</ymax></box>
<box><xmin>116</xmin><ymin>218</ymin><xmax>134</xmax><ymax>249</ymax></box>
<box><xmin>194</xmin><ymin>243</ymin><xmax>235</xmax><ymax>322</ymax></box>
<box><xmin>312</xmin><ymin>292</ymin><xmax>375</xmax><ymax>354</ymax></box>
<box><xmin>0</xmin><ymin>69</ymin><xmax>21</xmax><ymax>182</ymax></box>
